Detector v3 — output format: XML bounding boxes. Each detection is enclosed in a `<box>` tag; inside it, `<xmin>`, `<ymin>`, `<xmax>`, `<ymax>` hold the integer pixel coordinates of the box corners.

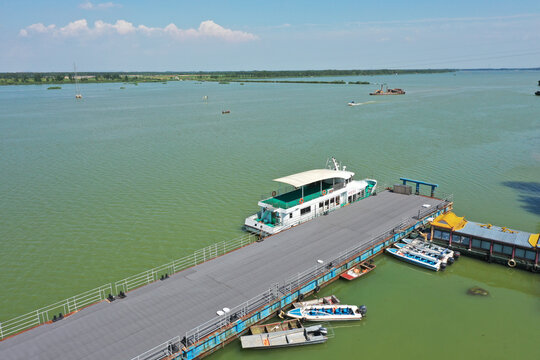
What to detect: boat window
<box><xmin>330</xmin><ymin>198</ymin><xmax>335</xmax><ymax>204</ymax></box>
<box><xmin>319</xmin><ymin>202</ymin><xmax>323</xmax><ymax>208</ymax></box>
<box><xmin>471</xmin><ymin>239</ymin><xmax>481</xmax><ymax>248</ymax></box>
<box><xmin>433</xmin><ymin>230</ymin><xmax>442</xmax><ymax>240</ymax></box>
<box><xmin>289</xmin><ymin>213</ymin><xmax>293</xmax><ymax>219</ymax></box>
<box><xmin>493</xmin><ymin>243</ymin><xmax>503</xmax><ymax>253</ymax></box>
<box><xmin>453</xmin><ymin>235</ymin><xmax>462</xmax><ymax>244</ymax></box>
<box><xmin>441</xmin><ymin>231</ymin><xmax>450</xmax><ymax>241</ymax></box>
<box><xmin>461</xmin><ymin>236</ymin><xmax>470</xmax><ymax>246</ymax></box>
<box><xmin>325</xmin><ymin>200</ymin><xmax>329</xmax><ymax>206</ymax></box>
<box><xmin>348</xmin><ymin>196</ymin><xmax>352</xmax><ymax>203</ymax></box>
<box><xmin>502</xmin><ymin>245</ymin><xmax>513</xmax><ymax>255</ymax></box>
<box><xmin>525</xmin><ymin>250</ymin><xmax>536</xmax><ymax>260</ymax></box>
<box><xmin>514</xmin><ymin>248</ymin><xmax>525</xmax><ymax>259</ymax></box>
<box><xmin>300</xmin><ymin>207</ymin><xmax>311</xmax><ymax>215</ymax></box>
<box><xmin>481</xmin><ymin>241</ymin><xmax>491</xmax><ymax>250</ymax></box>
<box><xmin>335</xmin><ymin>196</ymin><xmax>340</xmax><ymax>205</ymax></box>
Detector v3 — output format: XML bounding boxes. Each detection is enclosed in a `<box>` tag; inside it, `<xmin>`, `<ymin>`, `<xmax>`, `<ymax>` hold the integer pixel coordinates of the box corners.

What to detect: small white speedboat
<box><xmin>386</xmin><ymin>247</ymin><xmax>443</xmax><ymax>271</ymax></box>
<box><xmin>400</xmin><ymin>238</ymin><xmax>457</xmax><ymax>264</ymax></box>
<box><xmin>286</xmin><ymin>304</ymin><xmax>366</xmax><ymax>321</ymax></box>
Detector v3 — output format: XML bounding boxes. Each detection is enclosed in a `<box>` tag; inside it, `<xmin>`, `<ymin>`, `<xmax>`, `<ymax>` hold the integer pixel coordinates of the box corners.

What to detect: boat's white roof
<box><xmin>274</xmin><ymin>169</ymin><xmax>354</xmax><ymax>188</ymax></box>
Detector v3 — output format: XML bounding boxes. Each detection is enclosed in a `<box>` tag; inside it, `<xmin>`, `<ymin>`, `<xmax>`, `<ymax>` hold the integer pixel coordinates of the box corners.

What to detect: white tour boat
<box><xmin>244</xmin><ymin>157</ymin><xmax>377</xmax><ymax>236</ymax></box>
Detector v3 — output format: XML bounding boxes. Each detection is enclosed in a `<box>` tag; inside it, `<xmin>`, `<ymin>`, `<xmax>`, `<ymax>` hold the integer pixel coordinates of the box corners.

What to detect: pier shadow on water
<box><xmin>501</xmin><ymin>181</ymin><xmax>540</xmax><ymax>216</ymax></box>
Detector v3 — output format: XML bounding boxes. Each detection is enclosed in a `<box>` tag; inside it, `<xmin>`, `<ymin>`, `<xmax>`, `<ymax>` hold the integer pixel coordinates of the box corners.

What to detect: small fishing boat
<box><xmin>292</xmin><ymin>295</ymin><xmax>340</xmax><ymax>308</ymax></box>
<box><xmin>348</xmin><ymin>101</ymin><xmax>362</xmax><ymax>106</ymax></box>
<box><xmin>401</xmin><ymin>238</ymin><xmax>459</xmax><ymax>264</ymax></box>
<box><xmin>286</xmin><ymin>304</ymin><xmax>366</xmax><ymax>321</ymax></box>
<box><xmin>340</xmin><ymin>262</ymin><xmax>376</xmax><ymax>280</ymax></box>
<box><xmin>249</xmin><ymin>319</ymin><xmax>303</xmax><ymax>334</ymax></box>
<box><xmin>240</xmin><ymin>324</ymin><xmax>328</xmax><ymax>349</ymax></box>
<box><xmin>386</xmin><ymin>247</ymin><xmax>444</xmax><ymax>271</ymax></box>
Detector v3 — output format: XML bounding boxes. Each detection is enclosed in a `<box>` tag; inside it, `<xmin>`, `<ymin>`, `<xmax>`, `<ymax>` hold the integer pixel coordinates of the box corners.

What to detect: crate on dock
<box><xmin>393</xmin><ymin>184</ymin><xmax>412</xmax><ymax>195</ymax></box>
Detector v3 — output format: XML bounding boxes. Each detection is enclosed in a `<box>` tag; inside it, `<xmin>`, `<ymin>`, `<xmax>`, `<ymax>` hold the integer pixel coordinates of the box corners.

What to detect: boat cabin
<box><xmin>244</xmin><ymin>167</ymin><xmax>376</xmax><ymax>236</ymax></box>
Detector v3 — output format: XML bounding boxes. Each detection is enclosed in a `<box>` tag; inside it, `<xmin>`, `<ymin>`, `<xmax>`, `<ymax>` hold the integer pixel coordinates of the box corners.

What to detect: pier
<box><xmin>0</xmin><ymin>191</ymin><xmax>451</xmax><ymax>360</ymax></box>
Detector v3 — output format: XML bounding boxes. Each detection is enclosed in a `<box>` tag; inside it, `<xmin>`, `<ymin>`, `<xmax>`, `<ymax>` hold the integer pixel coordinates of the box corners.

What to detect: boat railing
<box><xmin>0</xmin><ymin>233</ymin><xmax>258</xmax><ymax>341</ymax></box>
<box><xmin>0</xmin><ymin>283</ymin><xmax>112</xmax><ymax>340</ymax></box>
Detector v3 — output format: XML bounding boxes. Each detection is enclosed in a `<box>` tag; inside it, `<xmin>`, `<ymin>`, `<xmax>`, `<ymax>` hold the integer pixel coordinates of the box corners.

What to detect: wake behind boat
<box><xmin>244</xmin><ymin>157</ymin><xmax>377</xmax><ymax>236</ymax></box>
<box><xmin>286</xmin><ymin>304</ymin><xmax>367</xmax><ymax>321</ymax></box>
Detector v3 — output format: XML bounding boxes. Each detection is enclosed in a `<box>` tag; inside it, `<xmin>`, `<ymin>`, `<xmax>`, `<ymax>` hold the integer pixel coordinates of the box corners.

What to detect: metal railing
<box><xmin>184</xmin><ymin>283</ymin><xmax>280</xmax><ymax>346</ymax></box>
<box><xmin>115</xmin><ymin>234</ymin><xmax>257</xmax><ymax>294</ymax></box>
<box><xmin>130</xmin><ymin>199</ymin><xmax>450</xmax><ymax>360</ymax></box>
<box><xmin>0</xmin><ymin>284</ymin><xmax>112</xmax><ymax>340</ymax></box>
<box><xmin>129</xmin><ymin>336</ymin><xmax>181</xmax><ymax>360</ymax></box>
<box><xmin>0</xmin><ymin>234</ymin><xmax>258</xmax><ymax>341</ymax></box>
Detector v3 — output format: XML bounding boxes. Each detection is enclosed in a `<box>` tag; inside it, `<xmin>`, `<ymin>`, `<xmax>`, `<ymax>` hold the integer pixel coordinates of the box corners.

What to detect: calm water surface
<box><xmin>0</xmin><ymin>71</ymin><xmax>539</xmax><ymax>358</ymax></box>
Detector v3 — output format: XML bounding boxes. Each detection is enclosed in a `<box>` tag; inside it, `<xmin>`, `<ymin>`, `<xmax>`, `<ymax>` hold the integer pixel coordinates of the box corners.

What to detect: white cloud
<box><xmin>79</xmin><ymin>2</ymin><xmax>121</xmax><ymax>10</ymax></box>
<box><xmin>19</xmin><ymin>23</ymin><xmax>56</xmax><ymax>37</ymax></box>
<box><xmin>19</xmin><ymin>19</ymin><xmax>258</xmax><ymax>42</ymax></box>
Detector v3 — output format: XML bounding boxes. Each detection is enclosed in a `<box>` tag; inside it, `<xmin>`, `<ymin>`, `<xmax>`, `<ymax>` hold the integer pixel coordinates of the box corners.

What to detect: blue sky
<box><xmin>1</xmin><ymin>0</ymin><xmax>539</xmax><ymax>71</ymax></box>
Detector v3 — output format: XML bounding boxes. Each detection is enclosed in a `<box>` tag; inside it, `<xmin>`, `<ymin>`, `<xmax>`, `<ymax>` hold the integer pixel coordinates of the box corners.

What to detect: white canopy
<box><xmin>273</xmin><ymin>169</ymin><xmax>354</xmax><ymax>188</ymax></box>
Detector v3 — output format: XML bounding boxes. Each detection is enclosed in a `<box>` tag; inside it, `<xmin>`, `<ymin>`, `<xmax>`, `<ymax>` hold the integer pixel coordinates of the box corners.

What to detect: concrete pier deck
<box><xmin>0</xmin><ymin>191</ymin><xmax>448</xmax><ymax>360</ymax></box>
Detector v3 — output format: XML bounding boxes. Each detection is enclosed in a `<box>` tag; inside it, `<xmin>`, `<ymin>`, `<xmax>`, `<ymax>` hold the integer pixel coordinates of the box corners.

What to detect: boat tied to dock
<box><xmin>244</xmin><ymin>157</ymin><xmax>377</xmax><ymax>236</ymax></box>
<box><xmin>340</xmin><ymin>261</ymin><xmax>376</xmax><ymax>280</ymax></box>
<box><xmin>240</xmin><ymin>319</ymin><xmax>329</xmax><ymax>349</ymax></box>
<box><xmin>240</xmin><ymin>323</ymin><xmax>328</xmax><ymax>349</ymax></box>
<box><xmin>286</xmin><ymin>304</ymin><xmax>366</xmax><ymax>321</ymax></box>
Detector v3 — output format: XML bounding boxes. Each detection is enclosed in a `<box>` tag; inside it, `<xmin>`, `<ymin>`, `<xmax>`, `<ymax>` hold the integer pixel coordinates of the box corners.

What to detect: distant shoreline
<box><xmin>0</xmin><ymin>69</ymin><xmax>454</xmax><ymax>86</ymax></box>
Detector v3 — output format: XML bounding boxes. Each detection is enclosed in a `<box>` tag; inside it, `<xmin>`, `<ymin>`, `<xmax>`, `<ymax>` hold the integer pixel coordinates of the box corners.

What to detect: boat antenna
<box><xmin>331</xmin><ymin>157</ymin><xmax>340</xmax><ymax>171</ymax></box>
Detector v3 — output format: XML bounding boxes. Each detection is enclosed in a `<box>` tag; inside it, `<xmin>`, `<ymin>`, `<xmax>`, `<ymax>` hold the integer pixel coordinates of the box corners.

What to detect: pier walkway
<box><xmin>0</xmin><ymin>191</ymin><xmax>449</xmax><ymax>360</ymax></box>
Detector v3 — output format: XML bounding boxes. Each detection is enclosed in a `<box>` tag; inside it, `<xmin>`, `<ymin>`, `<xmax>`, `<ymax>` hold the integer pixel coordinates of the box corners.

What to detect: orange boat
<box><xmin>340</xmin><ymin>262</ymin><xmax>376</xmax><ymax>280</ymax></box>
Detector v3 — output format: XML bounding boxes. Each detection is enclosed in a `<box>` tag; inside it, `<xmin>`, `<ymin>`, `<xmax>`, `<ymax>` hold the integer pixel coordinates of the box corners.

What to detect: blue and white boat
<box><xmin>386</xmin><ymin>247</ymin><xmax>443</xmax><ymax>271</ymax></box>
<box><xmin>286</xmin><ymin>304</ymin><xmax>366</xmax><ymax>321</ymax></box>
<box><xmin>401</xmin><ymin>238</ymin><xmax>457</xmax><ymax>264</ymax></box>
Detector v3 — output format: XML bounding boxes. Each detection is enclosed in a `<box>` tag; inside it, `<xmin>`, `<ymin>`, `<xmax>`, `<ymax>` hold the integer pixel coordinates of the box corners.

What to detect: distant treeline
<box><xmin>0</xmin><ymin>69</ymin><xmax>454</xmax><ymax>86</ymax></box>
<box><xmin>190</xmin><ymin>69</ymin><xmax>454</xmax><ymax>78</ymax></box>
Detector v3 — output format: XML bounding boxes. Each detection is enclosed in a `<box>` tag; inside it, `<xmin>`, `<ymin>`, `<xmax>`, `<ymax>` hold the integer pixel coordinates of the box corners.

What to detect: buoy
<box><xmin>507</xmin><ymin>258</ymin><xmax>517</xmax><ymax>268</ymax></box>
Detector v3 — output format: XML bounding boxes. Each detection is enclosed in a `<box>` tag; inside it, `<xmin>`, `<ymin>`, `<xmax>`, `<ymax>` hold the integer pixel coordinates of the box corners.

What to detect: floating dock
<box><xmin>429</xmin><ymin>212</ymin><xmax>539</xmax><ymax>270</ymax></box>
<box><xmin>0</xmin><ymin>191</ymin><xmax>451</xmax><ymax>360</ymax></box>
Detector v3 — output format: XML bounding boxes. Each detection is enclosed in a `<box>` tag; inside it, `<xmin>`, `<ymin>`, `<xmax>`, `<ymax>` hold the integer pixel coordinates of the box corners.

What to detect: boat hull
<box><xmin>386</xmin><ymin>247</ymin><xmax>440</xmax><ymax>271</ymax></box>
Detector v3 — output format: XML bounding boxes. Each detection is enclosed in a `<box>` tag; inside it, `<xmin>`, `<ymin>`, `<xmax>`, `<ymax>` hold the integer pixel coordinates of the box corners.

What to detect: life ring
<box><xmin>299</xmin><ymin>198</ymin><xmax>304</xmax><ymax>204</ymax></box>
<box><xmin>315</xmin><ymin>285</ymin><xmax>321</xmax><ymax>293</ymax></box>
<box><xmin>322</xmin><ymin>190</ymin><xmax>327</xmax><ymax>195</ymax></box>
<box><xmin>507</xmin><ymin>258</ymin><xmax>516</xmax><ymax>268</ymax></box>
<box><xmin>271</xmin><ymin>191</ymin><xmax>277</xmax><ymax>197</ymax></box>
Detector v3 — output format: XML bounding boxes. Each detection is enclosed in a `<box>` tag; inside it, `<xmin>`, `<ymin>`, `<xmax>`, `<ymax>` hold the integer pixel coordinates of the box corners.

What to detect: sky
<box><xmin>1</xmin><ymin>0</ymin><xmax>539</xmax><ymax>71</ymax></box>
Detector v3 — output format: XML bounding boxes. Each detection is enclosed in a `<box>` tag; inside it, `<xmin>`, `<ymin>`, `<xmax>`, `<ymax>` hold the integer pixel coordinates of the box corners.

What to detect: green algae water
<box><xmin>0</xmin><ymin>71</ymin><xmax>539</xmax><ymax>359</ymax></box>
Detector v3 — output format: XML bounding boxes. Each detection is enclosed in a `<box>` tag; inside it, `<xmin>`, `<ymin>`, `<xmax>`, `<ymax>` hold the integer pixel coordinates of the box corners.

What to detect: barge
<box><xmin>244</xmin><ymin>157</ymin><xmax>377</xmax><ymax>236</ymax></box>
<box><xmin>369</xmin><ymin>84</ymin><xmax>405</xmax><ymax>95</ymax></box>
